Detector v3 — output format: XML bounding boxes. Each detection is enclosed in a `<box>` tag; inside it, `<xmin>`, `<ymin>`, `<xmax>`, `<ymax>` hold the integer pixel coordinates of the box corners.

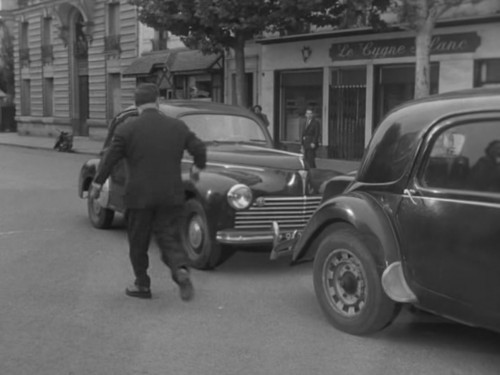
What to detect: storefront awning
<box><xmin>170</xmin><ymin>50</ymin><xmax>222</xmax><ymax>73</ymax></box>
<box><xmin>123</xmin><ymin>49</ymin><xmax>222</xmax><ymax>77</ymax></box>
<box><xmin>123</xmin><ymin>52</ymin><xmax>172</xmax><ymax>76</ymax></box>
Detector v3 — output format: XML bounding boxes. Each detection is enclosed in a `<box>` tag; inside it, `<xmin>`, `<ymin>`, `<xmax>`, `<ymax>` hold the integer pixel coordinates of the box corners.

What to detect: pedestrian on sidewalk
<box><xmin>90</xmin><ymin>83</ymin><xmax>206</xmax><ymax>300</ymax></box>
<box><xmin>251</xmin><ymin>105</ymin><xmax>270</xmax><ymax>127</ymax></box>
<box><xmin>300</xmin><ymin>107</ymin><xmax>321</xmax><ymax>169</ymax></box>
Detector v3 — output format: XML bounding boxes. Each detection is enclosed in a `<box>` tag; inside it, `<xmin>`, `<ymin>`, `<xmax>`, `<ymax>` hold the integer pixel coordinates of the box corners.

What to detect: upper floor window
<box><xmin>107</xmin><ymin>2</ymin><xmax>120</xmax><ymax>36</ymax></box>
<box><xmin>105</xmin><ymin>2</ymin><xmax>121</xmax><ymax>52</ymax></box>
<box><xmin>474</xmin><ymin>59</ymin><xmax>500</xmax><ymax>88</ymax></box>
<box><xmin>41</xmin><ymin>16</ymin><xmax>53</xmax><ymax>64</ymax></box>
<box><xmin>19</xmin><ymin>21</ymin><xmax>30</xmax><ymax>66</ymax></box>
<box><xmin>152</xmin><ymin>29</ymin><xmax>168</xmax><ymax>51</ymax></box>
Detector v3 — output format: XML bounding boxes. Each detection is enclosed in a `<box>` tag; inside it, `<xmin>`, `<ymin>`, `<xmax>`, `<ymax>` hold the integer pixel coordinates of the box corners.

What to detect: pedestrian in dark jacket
<box><xmin>252</xmin><ymin>105</ymin><xmax>270</xmax><ymax>127</ymax></box>
<box><xmin>90</xmin><ymin>83</ymin><xmax>206</xmax><ymax>300</ymax></box>
<box><xmin>300</xmin><ymin>107</ymin><xmax>321</xmax><ymax>168</ymax></box>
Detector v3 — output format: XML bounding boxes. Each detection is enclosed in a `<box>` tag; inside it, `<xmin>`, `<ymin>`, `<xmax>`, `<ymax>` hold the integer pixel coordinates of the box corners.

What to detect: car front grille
<box><xmin>234</xmin><ymin>196</ymin><xmax>322</xmax><ymax>231</ymax></box>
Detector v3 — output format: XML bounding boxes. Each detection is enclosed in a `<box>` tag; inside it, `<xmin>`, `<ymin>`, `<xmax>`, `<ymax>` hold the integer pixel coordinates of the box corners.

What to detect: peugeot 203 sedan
<box><xmin>78</xmin><ymin>100</ymin><xmax>340</xmax><ymax>270</ymax></box>
<box><xmin>272</xmin><ymin>88</ymin><xmax>500</xmax><ymax>335</ymax></box>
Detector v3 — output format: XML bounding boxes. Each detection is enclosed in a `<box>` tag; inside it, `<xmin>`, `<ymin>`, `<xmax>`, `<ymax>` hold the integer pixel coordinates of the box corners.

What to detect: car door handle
<box><xmin>403</xmin><ymin>189</ymin><xmax>418</xmax><ymax>205</ymax></box>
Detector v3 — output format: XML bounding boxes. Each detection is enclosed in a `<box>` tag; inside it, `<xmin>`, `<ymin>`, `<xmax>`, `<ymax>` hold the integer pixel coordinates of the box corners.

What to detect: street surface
<box><xmin>1</xmin><ymin>145</ymin><xmax>500</xmax><ymax>375</ymax></box>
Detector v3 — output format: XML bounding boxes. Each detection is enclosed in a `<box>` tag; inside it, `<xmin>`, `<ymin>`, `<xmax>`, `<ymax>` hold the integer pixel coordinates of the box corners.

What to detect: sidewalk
<box><xmin>0</xmin><ymin>132</ymin><xmax>359</xmax><ymax>173</ymax></box>
<box><xmin>0</xmin><ymin>132</ymin><xmax>103</xmax><ymax>155</ymax></box>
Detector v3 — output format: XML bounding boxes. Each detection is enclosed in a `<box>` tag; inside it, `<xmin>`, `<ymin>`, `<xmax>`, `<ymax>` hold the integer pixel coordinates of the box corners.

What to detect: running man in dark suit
<box><xmin>90</xmin><ymin>83</ymin><xmax>206</xmax><ymax>300</ymax></box>
<box><xmin>300</xmin><ymin>108</ymin><xmax>321</xmax><ymax>168</ymax></box>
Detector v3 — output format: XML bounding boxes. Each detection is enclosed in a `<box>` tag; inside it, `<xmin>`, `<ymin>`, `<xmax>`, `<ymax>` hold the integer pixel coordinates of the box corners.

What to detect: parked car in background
<box><xmin>272</xmin><ymin>88</ymin><xmax>500</xmax><ymax>335</ymax></box>
<box><xmin>78</xmin><ymin>100</ymin><xmax>341</xmax><ymax>270</ymax></box>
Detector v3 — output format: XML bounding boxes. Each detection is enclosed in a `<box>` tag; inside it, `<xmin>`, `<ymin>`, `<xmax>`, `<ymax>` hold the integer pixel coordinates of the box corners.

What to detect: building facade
<box><xmin>224</xmin><ymin>0</ymin><xmax>500</xmax><ymax>161</ymax></box>
<box><xmin>7</xmin><ymin>0</ymin><xmax>223</xmax><ymax>139</ymax></box>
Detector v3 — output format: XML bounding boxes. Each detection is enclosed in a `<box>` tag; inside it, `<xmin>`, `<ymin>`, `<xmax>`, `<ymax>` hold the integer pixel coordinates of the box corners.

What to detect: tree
<box><xmin>394</xmin><ymin>0</ymin><xmax>481</xmax><ymax>99</ymax></box>
<box><xmin>129</xmin><ymin>0</ymin><xmax>389</xmax><ymax>107</ymax></box>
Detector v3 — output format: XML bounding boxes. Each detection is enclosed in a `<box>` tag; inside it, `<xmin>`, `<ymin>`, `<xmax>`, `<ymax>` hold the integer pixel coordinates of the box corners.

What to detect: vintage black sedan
<box><xmin>272</xmin><ymin>88</ymin><xmax>500</xmax><ymax>335</ymax></box>
<box><xmin>78</xmin><ymin>100</ymin><xmax>338</xmax><ymax>270</ymax></box>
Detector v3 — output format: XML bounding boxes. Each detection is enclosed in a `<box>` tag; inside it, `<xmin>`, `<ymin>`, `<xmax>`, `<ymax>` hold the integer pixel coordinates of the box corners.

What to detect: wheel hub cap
<box><xmin>324</xmin><ymin>249</ymin><xmax>366</xmax><ymax>317</ymax></box>
<box><xmin>188</xmin><ymin>216</ymin><xmax>203</xmax><ymax>249</ymax></box>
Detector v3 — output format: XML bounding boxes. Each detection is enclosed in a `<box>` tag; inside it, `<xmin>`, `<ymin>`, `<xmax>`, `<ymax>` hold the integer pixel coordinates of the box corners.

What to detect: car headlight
<box><xmin>227</xmin><ymin>184</ymin><xmax>253</xmax><ymax>210</ymax></box>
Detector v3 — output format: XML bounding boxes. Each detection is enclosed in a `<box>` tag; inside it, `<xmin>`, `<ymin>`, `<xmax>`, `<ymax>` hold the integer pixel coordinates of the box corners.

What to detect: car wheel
<box><xmin>182</xmin><ymin>199</ymin><xmax>235</xmax><ymax>270</ymax></box>
<box><xmin>313</xmin><ymin>224</ymin><xmax>400</xmax><ymax>335</ymax></box>
<box><xmin>87</xmin><ymin>194</ymin><xmax>114</xmax><ymax>229</ymax></box>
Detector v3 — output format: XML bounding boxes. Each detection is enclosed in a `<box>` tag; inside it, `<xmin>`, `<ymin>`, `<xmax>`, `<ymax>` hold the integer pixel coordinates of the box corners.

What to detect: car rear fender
<box><xmin>78</xmin><ymin>159</ymin><xmax>100</xmax><ymax>198</ymax></box>
<box><xmin>292</xmin><ymin>192</ymin><xmax>401</xmax><ymax>270</ymax></box>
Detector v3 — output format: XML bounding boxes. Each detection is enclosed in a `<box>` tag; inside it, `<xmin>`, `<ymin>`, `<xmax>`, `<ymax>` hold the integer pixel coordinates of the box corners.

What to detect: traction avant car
<box><xmin>271</xmin><ymin>88</ymin><xmax>500</xmax><ymax>336</ymax></box>
<box><xmin>78</xmin><ymin>100</ymin><xmax>340</xmax><ymax>270</ymax></box>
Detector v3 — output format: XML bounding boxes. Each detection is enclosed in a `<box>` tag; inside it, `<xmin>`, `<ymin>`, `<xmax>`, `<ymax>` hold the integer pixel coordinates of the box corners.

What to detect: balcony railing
<box><xmin>104</xmin><ymin>34</ymin><xmax>121</xmax><ymax>53</ymax></box>
<box><xmin>151</xmin><ymin>38</ymin><xmax>168</xmax><ymax>51</ymax></box>
<box><xmin>19</xmin><ymin>47</ymin><xmax>30</xmax><ymax>66</ymax></box>
<box><xmin>41</xmin><ymin>44</ymin><xmax>53</xmax><ymax>64</ymax></box>
<box><xmin>74</xmin><ymin>39</ymin><xmax>88</xmax><ymax>59</ymax></box>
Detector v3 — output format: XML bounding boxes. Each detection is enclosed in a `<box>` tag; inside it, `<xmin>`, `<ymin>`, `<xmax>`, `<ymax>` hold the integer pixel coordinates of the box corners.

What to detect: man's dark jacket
<box><xmin>300</xmin><ymin>117</ymin><xmax>321</xmax><ymax>150</ymax></box>
<box><xmin>94</xmin><ymin>107</ymin><xmax>206</xmax><ymax>208</ymax></box>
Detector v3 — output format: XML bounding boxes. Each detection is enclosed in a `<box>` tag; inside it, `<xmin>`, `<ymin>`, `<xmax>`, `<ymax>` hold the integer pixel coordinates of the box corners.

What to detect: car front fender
<box><xmin>291</xmin><ymin>191</ymin><xmax>401</xmax><ymax>269</ymax></box>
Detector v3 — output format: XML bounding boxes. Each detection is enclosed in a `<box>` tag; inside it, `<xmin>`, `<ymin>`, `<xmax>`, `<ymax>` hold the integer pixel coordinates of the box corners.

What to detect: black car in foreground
<box><xmin>272</xmin><ymin>88</ymin><xmax>500</xmax><ymax>335</ymax></box>
<box><xmin>78</xmin><ymin>100</ymin><xmax>339</xmax><ymax>270</ymax></box>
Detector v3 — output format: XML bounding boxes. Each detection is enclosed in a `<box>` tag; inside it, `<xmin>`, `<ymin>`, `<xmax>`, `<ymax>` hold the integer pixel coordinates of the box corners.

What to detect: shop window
<box><xmin>374</xmin><ymin>63</ymin><xmax>439</xmax><ymax>127</ymax></box>
<box><xmin>329</xmin><ymin>67</ymin><xmax>366</xmax><ymax>160</ymax></box>
<box><xmin>474</xmin><ymin>59</ymin><xmax>500</xmax><ymax>87</ymax></box>
<box><xmin>278</xmin><ymin>70</ymin><xmax>323</xmax><ymax>150</ymax></box>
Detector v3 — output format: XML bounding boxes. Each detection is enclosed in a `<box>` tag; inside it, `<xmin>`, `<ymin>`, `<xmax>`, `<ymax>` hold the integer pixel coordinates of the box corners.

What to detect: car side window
<box><xmin>422</xmin><ymin>120</ymin><xmax>500</xmax><ymax>193</ymax></box>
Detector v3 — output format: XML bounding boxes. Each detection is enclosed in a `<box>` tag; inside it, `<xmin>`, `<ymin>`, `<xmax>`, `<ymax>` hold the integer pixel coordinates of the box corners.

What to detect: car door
<box><xmin>395</xmin><ymin>113</ymin><xmax>500</xmax><ymax>315</ymax></box>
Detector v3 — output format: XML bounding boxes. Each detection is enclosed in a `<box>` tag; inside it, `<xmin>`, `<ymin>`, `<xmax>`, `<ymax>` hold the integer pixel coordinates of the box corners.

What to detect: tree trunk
<box><xmin>413</xmin><ymin>0</ymin><xmax>439</xmax><ymax>100</ymax></box>
<box><xmin>233</xmin><ymin>33</ymin><xmax>248</xmax><ymax>108</ymax></box>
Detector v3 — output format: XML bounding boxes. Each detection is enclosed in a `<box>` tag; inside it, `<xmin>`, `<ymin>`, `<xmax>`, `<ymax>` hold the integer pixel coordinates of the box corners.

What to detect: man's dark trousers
<box><xmin>127</xmin><ymin>205</ymin><xmax>188</xmax><ymax>288</ymax></box>
<box><xmin>304</xmin><ymin>148</ymin><xmax>317</xmax><ymax>168</ymax></box>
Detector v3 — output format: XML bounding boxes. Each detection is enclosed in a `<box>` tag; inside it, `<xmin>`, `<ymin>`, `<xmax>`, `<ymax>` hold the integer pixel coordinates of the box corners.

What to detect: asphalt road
<box><xmin>1</xmin><ymin>145</ymin><xmax>500</xmax><ymax>375</ymax></box>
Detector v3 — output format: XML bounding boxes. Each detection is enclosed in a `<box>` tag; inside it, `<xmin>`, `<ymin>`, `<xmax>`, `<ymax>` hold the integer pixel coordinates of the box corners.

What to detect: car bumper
<box><xmin>216</xmin><ymin>225</ymin><xmax>300</xmax><ymax>247</ymax></box>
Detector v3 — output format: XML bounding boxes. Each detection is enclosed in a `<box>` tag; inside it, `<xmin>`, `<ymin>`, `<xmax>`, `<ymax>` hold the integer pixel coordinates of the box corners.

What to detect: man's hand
<box><xmin>310</xmin><ymin>143</ymin><xmax>316</xmax><ymax>149</ymax></box>
<box><xmin>89</xmin><ymin>182</ymin><xmax>102</xmax><ymax>200</ymax></box>
<box><xmin>190</xmin><ymin>165</ymin><xmax>201</xmax><ymax>182</ymax></box>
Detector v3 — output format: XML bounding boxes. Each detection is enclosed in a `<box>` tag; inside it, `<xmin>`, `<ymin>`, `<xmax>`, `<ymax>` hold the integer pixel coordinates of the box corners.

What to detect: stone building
<box><xmin>5</xmin><ymin>0</ymin><xmax>223</xmax><ymax>139</ymax></box>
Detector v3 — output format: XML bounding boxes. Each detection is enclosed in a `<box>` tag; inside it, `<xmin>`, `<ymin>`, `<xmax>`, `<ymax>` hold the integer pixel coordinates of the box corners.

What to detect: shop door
<box><xmin>328</xmin><ymin>67</ymin><xmax>366</xmax><ymax>160</ymax></box>
<box><xmin>374</xmin><ymin>63</ymin><xmax>439</xmax><ymax>127</ymax></box>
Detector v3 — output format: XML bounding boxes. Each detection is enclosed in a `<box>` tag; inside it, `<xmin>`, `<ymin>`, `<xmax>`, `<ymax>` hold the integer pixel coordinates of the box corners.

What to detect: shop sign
<box><xmin>330</xmin><ymin>32</ymin><xmax>481</xmax><ymax>61</ymax></box>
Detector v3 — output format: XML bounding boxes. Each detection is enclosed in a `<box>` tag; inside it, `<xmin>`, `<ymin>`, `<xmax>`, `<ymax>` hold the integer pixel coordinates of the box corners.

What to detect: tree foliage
<box><xmin>129</xmin><ymin>0</ymin><xmax>389</xmax><ymax>106</ymax></box>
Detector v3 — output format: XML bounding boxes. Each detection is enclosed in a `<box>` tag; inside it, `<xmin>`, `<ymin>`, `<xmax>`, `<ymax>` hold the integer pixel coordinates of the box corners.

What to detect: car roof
<box><xmin>158</xmin><ymin>99</ymin><xmax>258</xmax><ymax>119</ymax></box>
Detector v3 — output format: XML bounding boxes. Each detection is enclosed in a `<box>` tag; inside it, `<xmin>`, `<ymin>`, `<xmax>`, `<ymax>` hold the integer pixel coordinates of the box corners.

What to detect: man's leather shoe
<box><xmin>125</xmin><ymin>284</ymin><xmax>152</xmax><ymax>299</ymax></box>
<box><xmin>177</xmin><ymin>268</ymin><xmax>194</xmax><ymax>301</ymax></box>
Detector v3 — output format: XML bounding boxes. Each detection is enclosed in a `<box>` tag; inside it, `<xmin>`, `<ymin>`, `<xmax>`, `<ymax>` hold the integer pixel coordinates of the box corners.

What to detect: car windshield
<box><xmin>181</xmin><ymin>114</ymin><xmax>268</xmax><ymax>145</ymax></box>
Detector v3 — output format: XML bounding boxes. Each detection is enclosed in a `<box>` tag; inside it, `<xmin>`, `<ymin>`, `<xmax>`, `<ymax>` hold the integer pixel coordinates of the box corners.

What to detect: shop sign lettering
<box><xmin>330</xmin><ymin>32</ymin><xmax>480</xmax><ymax>61</ymax></box>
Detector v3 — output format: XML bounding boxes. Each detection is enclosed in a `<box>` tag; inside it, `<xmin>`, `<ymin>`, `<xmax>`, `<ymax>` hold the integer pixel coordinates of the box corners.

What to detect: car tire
<box><xmin>182</xmin><ymin>199</ymin><xmax>235</xmax><ymax>270</ymax></box>
<box><xmin>313</xmin><ymin>224</ymin><xmax>400</xmax><ymax>335</ymax></box>
<box><xmin>87</xmin><ymin>194</ymin><xmax>114</xmax><ymax>229</ymax></box>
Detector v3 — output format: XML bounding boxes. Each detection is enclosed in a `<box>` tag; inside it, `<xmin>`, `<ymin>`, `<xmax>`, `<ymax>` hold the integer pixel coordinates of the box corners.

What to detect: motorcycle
<box><xmin>53</xmin><ymin>130</ymin><xmax>74</xmax><ymax>152</ymax></box>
